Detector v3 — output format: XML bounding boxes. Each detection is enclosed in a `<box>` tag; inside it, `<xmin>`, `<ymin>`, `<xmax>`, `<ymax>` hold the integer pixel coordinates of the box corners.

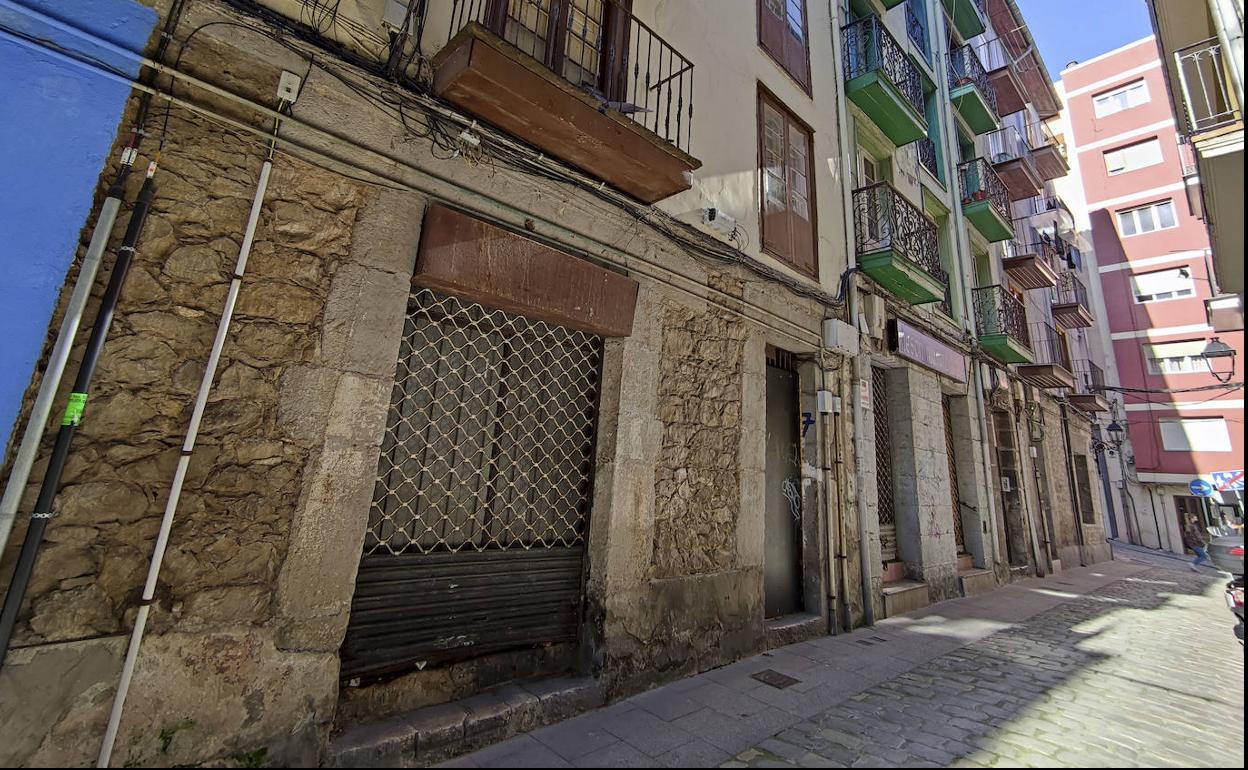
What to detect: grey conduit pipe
<box><xmin>0</xmin><ymin>149</ymin><xmax>136</xmax><ymax>554</ymax></box>
<box><xmin>96</xmin><ymin>158</ymin><xmax>272</xmax><ymax>768</ymax></box>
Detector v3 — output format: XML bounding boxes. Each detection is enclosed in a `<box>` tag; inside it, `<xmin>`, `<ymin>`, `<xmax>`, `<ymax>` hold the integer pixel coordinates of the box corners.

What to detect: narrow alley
<box><xmin>445</xmin><ymin>554</ymin><xmax>1244</xmax><ymax>768</ymax></box>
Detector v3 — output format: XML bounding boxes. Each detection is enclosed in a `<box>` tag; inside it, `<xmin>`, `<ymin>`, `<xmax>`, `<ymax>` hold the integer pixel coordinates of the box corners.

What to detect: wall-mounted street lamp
<box><xmin>1202</xmin><ymin>337</ymin><xmax>1236</xmax><ymax>383</ymax></box>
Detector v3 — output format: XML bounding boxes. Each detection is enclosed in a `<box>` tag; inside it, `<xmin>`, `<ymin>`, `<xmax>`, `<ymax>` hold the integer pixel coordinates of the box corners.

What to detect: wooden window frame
<box><xmin>757</xmin><ymin>0</ymin><xmax>813</xmax><ymax>94</ymax></box>
<box><xmin>757</xmin><ymin>86</ymin><xmax>819</xmax><ymax>279</ymax></box>
<box><xmin>485</xmin><ymin>0</ymin><xmax>633</xmax><ymax>101</ymax></box>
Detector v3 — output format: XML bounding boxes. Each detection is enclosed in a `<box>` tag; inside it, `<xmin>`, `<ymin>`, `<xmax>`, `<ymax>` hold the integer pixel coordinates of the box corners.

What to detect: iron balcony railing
<box><xmin>1026</xmin><ymin>120</ymin><xmax>1066</xmax><ymax>160</ymax></box>
<box><xmin>843</xmin><ymin>15</ymin><xmax>925</xmax><ymax>118</ymax></box>
<box><xmin>905</xmin><ymin>1</ymin><xmax>929</xmax><ymax>58</ymax></box>
<box><xmin>985</xmin><ymin>124</ymin><xmax>1032</xmax><ymax>164</ymax></box>
<box><xmin>1017</xmin><ymin>194</ymin><xmax>1074</xmax><ymax>232</ymax></box>
<box><xmin>1029</xmin><ymin>321</ymin><xmax>1072</xmax><ymax>370</ymax></box>
<box><xmin>448</xmin><ymin>0</ymin><xmax>694</xmax><ymax>152</ymax></box>
<box><xmin>917</xmin><ymin>137</ymin><xmax>940</xmax><ymax>179</ymax></box>
<box><xmin>974</xmin><ymin>285</ymin><xmax>1030</xmax><ymax>344</ymax></box>
<box><xmin>1002</xmin><ymin>231</ymin><xmax>1062</xmax><ymax>268</ymax></box>
<box><xmin>1055</xmin><ymin>272</ymin><xmax>1091</xmax><ymax>311</ymax></box>
<box><xmin>948</xmin><ymin>42</ymin><xmax>998</xmax><ymax>117</ymax></box>
<box><xmin>973</xmin><ymin>36</ymin><xmax>1011</xmax><ymax>72</ymax></box>
<box><xmin>1072</xmin><ymin>359</ymin><xmax>1105</xmax><ymax>396</ymax></box>
<box><xmin>1175</xmin><ymin>37</ymin><xmax>1242</xmax><ymax>134</ymax></box>
<box><xmin>853</xmin><ymin>181</ymin><xmax>946</xmax><ymax>284</ymax></box>
<box><xmin>958</xmin><ymin>158</ymin><xmax>1011</xmax><ymax>223</ymax></box>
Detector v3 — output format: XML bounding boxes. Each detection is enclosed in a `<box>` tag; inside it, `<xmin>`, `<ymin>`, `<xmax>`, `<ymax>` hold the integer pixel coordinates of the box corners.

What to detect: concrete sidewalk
<box><xmin>441</xmin><ymin>559</ymin><xmax>1221</xmax><ymax>768</ymax></box>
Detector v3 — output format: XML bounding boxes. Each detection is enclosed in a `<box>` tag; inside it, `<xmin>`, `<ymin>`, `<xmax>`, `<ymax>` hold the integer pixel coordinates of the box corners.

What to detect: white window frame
<box><xmin>1144</xmin><ymin>339</ymin><xmax>1208</xmax><ymax>374</ymax></box>
<box><xmin>1117</xmin><ymin>199</ymin><xmax>1179</xmax><ymax>238</ymax></box>
<box><xmin>1104</xmin><ymin>138</ymin><xmax>1164</xmax><ymax>176</ymax></box>
<box><xmin>1092</xmin><ymin>79</ymin><xmax>1150</xmax><ymax>118</ymax></box>
<box><xmin>1131</xmin><ymin>264</ymin><xmax>1196</xmax><ymax>303</ymax></box>
<box><xmin>1159</xmin><ymin>418</ymin><xmax>1233</xmax><ymax>453</ymax></box>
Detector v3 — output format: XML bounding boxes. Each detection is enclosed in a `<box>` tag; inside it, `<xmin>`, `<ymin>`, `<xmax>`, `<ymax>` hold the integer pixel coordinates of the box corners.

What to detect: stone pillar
<box><xmin>885</xmin><ymin>366</ymin><xmax>959</xmax><ymax>602</ymax></box>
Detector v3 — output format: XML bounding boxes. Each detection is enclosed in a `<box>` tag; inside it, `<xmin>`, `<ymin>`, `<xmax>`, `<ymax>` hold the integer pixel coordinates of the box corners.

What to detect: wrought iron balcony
<box><xmin>948</xmin><ymin>43</ymin><xmax>998</xmax><ymax>135</ymax></box>
<box><xmin>437</xmin><ymin>0</ymin><xmax>699</xmax><ymax>202</ymax></box>
<box><xmin>1053</xmin><ymin>272</ymin><xmax>1094</xmax><ymax>329</ymax></box>
<box><xmin>1069</xmin><ymin>360</ymin><xmax>1110</xmax><ymax>414</ymax></box>
<box><xmin>843</xmin><ymin>15</ymin><xmax>927</xmax><ymax>146</ymax></box>
<box><xmin>1175</xmin><ymin>37</ymin><xmax>1243</xmax><ymax>135</ymax></box>
<box><xmin>1025</xmin><ymin>120</ymin><xmax>1069</xmax><ymax>180</ymax></box>
<box><xmin>1018</xmin><ymin>322</ymin><xmax>1075</xmax><ymax>389</ymax></box>
<box><xmin>941</xmin><ymin>0</ymin><xmax>986</xmax><ymax>40</ymax></box>
<box><xmin>974</xmin><ymin>285</ymin><xmax>1032</xmax><ymax>364</ymax></box>
<box><xmin>975</xmin><ymin>38</ymin><xmax>1025</xmax><ymax>116</ymax></box>
<box><xmin>1000</xmin><ymin>236</ymin><xmax>1060</xmax><ymax>290</ymax></box>
<box><xmin>917</xmin><ymin>137</ymin><xmax>941</xmax><ymax>180</ymax></box>
<box><xmin>958</xmin><ymin>158</ymin><xmax>1013</xmax><ymax>242</ymax></box>
<box><xmin>985</xmin><ymin>125</ymin><xmax>1042</xmax><ymax>200</ymax></box>
<box><xmin>1016</xmin><ymin>194</ymin><xmax>1074</xmax><ymax>237</ymax></box>
<box><xmin>853</xmin><ymin>181</ymin><xmax>947</xmax><ymax>304</ymax></box>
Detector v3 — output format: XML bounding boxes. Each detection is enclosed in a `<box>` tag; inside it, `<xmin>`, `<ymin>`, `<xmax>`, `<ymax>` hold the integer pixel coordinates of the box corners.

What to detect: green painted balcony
<box><xmin>850</xmin><ymin>0</ymin><xmax>906</xmax><ymax>17</ymax></box>
<box><xmin>942</xmin><ymin>0</ymin><xmax>986</xmax><ymax>40</ymax></box>
<box><xmin>948</xmin><ymin>44</ymin><xmax>999</xmax><ymax>135</ymax></box>
<box><xmin>853</xmin><ymin>182</ymin><xmax>947</xmax><ymax>304</ymax></box>
<box><xmin>843</xmin><ymin>15</ymin><xmax>927</xmax><ymax>147</ymax></box>
<box><xmin>974</xmin><ymin>285</ymin><xmax>1033</xmax><ymax>364</ymax></box>
<box><xmin>958</xmin><ymin>159</ymin><xmax>1014</xmax><ymax>242</ymax></box>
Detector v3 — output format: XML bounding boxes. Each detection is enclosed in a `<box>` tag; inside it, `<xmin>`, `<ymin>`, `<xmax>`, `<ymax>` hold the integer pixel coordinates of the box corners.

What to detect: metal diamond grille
<box><xmin>365</xmin><ymin>288</ymin><xmax>602</xmax><ymax>555</ymax></box>
<box><xmin>943</xmin><ymin>395</ymin><xmax>965</xmax><ymax>553</ymax></box>
<box><xmin>872</xmin><ymin>367</ymin><xmax>898</xmax><ymax>563</ymax></box>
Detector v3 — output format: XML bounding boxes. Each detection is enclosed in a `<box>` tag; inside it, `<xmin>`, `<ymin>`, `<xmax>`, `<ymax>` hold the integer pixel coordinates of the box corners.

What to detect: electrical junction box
<box><xmin>822</xmin><ymin>318</ymin><xmax>859</xmax><ymax>356</ymax></box>
<box><xmin>816</xmin><ymin>390</ymin><xmax>840</xmax><ymax>414</ymax></box>
<box><xmin>277</xmin><ymin>71</ymin><xmax>302</xmax><ymax>103</ymax></box>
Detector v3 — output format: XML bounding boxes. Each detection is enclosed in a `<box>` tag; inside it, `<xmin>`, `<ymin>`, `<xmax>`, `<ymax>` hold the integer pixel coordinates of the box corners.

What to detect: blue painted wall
<box><xmin>0</xmin><ymin>0</ymin><xmax>156</xmax><ymax>454</ymax></box>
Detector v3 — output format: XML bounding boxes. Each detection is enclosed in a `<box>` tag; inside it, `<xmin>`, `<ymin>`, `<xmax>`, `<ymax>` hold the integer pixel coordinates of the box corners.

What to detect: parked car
<box><xmin>1208</xmin><ymin>533</ymin><xmax>1244</xmax><ymax>644</ymax></box>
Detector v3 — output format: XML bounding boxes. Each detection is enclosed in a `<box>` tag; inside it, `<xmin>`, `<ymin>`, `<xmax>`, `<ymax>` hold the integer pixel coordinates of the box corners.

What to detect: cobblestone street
<box><xmin>449</xmin><ymin>558</ymin><xmax>1244</xmax><ymax>768</ymax></box>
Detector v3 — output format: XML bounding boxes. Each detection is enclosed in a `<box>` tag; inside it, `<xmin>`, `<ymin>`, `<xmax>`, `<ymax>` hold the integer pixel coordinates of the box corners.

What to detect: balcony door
<box><xmin>488</xmin><ymin>0</ymin><xmax>631</xmax><ymax>99</ymax></box>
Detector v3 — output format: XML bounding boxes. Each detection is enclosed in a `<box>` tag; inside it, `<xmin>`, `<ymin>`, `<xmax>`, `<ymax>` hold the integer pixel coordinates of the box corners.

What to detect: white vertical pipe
<box><xmin>96</xmin><ymin>160</ymin><xmax>271</xmax><ymax>768</ymax></box>
<box><xmin>0</xmin><ymin>174</ymin><xmax>130</xmax><ymax>552</ymax></box>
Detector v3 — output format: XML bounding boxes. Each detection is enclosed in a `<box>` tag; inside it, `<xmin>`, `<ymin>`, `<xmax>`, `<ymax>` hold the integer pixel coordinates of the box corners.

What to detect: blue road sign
<box><xmin>1190</xmin><ymin>479</ymin><xmax>1215</xmax><ymax>497</ymax></box>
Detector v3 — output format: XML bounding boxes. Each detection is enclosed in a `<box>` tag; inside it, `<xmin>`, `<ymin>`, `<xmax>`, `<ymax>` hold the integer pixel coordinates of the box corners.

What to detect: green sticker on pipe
<box><xmin>62</xmin><ymin>392</ymin><xmax>88</xmax><ymax>426</ymax></box>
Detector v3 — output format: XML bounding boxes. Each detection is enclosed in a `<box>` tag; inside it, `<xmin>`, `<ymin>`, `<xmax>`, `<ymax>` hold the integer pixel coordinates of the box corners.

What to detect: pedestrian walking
<box><xmin>1184</xmin><ymin>513</ymin><xmax>1214</xmax><ymax>571</ymax></box>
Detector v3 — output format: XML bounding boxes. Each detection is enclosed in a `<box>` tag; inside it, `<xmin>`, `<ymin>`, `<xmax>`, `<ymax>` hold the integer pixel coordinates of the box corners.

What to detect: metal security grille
<box><xmin>943</xmin><ymin>395</ymin><xmax>966</xmax><ymax>553</ymax></box>
<box><xmin>366</xmin><ymin>288</ymin><xmax>601</xmax><ymax>555</ymax></box>
<box><xmin>873</xmin><ymin>367</ymin><xmax>898</xmax><ymax>562</ymax></box>
<box><xmin>342</xmin><ymin>288</ymin><xmax>602</xmax><ymax>682</ymax></box>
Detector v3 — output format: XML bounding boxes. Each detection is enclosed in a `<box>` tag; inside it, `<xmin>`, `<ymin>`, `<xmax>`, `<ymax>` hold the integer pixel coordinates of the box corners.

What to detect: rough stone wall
<box><xmin>0</xmin><ymin>87</ymin><xmax>371</xmax><ymax>765</ymax></box>
<box><xmin>651</xmin><ymin>305</ymin><xmax>746</xmax><ymax>577</ymax></box>
<box><xmin>0</xmin><ymin>0</ymin><xmax>840</xmax><ymax>764</ymax></box>
<box><xmin>2</xmin><ymin>104</ymin><xmax>365</xmax><ymax>647</ymax></box>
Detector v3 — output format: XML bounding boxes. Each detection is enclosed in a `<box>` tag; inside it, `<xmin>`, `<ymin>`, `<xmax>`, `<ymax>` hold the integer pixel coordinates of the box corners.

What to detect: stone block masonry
<box><xmin>0</xmin><ymin>1</ymin><xmax>839</xmax><ymax>765</ymax></box>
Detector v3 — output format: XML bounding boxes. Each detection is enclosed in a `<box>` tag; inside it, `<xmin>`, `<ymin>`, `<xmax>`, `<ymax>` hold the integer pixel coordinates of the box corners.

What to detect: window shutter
<box><xmin>759</xmin><ymin>0</ymin><xmax>786</xmax><ymax>66</ymax></box>
<box><xmin>787</xmin><ymin>122</ymin><xmax>815</xmax><ymax>273</ymax></box>
<box><xmin>761</xmin><ymin>100</ymin><xmax>791</xmax><ymax>258</ymax></box>
<box><xmin>782</xmin><ymin>1</ymin><xmax>810</xmax><ymax>89</ymax></box>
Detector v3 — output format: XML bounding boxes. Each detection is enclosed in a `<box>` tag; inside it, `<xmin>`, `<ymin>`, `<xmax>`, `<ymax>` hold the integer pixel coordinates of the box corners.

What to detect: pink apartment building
<box><xmin>1061</xmin><ymin>36</ymin><xmax>1245</xmax><ymax>553</ymax></box>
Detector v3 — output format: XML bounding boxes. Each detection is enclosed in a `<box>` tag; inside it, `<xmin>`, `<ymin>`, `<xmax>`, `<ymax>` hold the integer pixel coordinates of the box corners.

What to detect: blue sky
<box><xmin>1017</xmin><ymin>0</ymin><xmax>1154</xmax><ymax>81</ymax></box>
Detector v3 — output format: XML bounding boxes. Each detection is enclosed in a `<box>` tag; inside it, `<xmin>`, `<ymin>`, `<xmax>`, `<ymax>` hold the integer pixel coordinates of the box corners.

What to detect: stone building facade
<box><xmin>0</xmin><ymin>0</ymin><xmax>1113</xmax><ymax>766</ymax></box>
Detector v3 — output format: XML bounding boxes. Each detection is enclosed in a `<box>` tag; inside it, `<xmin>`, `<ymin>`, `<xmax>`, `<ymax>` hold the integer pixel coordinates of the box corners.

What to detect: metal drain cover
<box><xmin>751</xmin><ymin>669</ymin><xmax>801</xmax><ymax>689</ymax></box>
